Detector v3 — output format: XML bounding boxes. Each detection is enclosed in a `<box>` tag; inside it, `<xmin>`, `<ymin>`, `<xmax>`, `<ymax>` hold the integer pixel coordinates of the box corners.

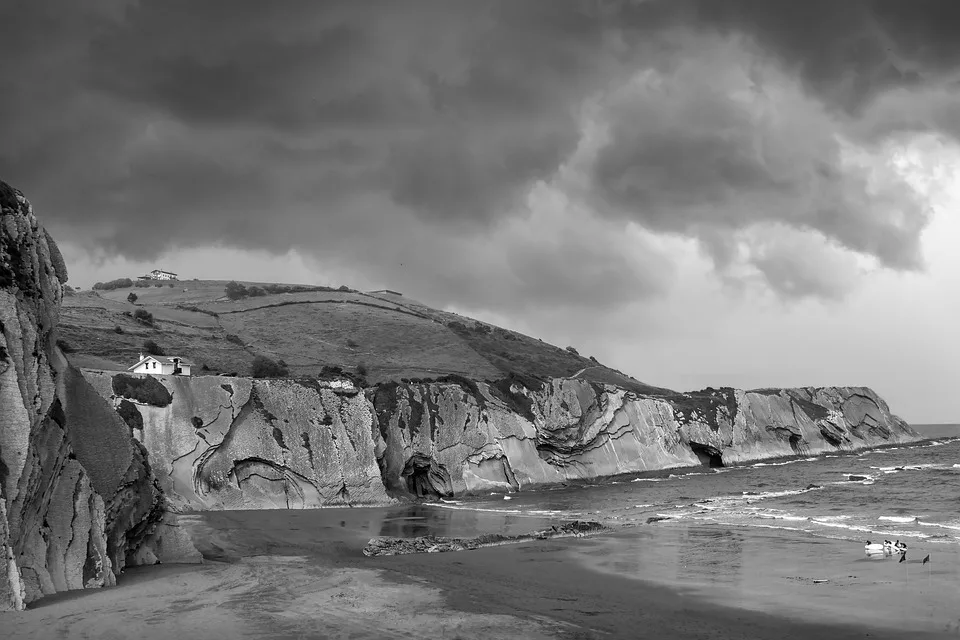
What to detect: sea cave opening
<box><xmin>689</xmin><ymin>442</ymin><xmax>724</xmax><ymax>468</ymax></box>
<box><xmin>401</xmin><ymin>453</ymin><xmax>453</xmax><ymax>499</ymax></box>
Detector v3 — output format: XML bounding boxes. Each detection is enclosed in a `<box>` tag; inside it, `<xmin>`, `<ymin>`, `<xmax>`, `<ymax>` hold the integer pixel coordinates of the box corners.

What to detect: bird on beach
<box><xmin>923</xmin><ymin>554</ymin><xmax>931</xmax><ymax>565</ymax></box>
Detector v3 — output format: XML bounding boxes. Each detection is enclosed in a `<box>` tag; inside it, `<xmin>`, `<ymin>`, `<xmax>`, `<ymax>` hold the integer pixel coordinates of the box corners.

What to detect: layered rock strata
<box><xmin>82</xmin><ymin>370</ymin><xmax>918</xmax><ymax>509</ymax></box>
<box><xmin>0</xmin><ymin>181</ymin><xmax>196</xmax><ymax>611</ymax></box>
<box><xmin>81</xmin><ymin>373</ymin><xmax>391</xmax><ymax>511</ymax></box>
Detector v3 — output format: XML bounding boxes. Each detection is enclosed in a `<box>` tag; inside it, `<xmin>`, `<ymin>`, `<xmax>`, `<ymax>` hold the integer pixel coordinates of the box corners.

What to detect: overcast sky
<box><xmin>2</xmin><ymin>1</ymin><xmax>958</xmax><ymax>422</ymax></box>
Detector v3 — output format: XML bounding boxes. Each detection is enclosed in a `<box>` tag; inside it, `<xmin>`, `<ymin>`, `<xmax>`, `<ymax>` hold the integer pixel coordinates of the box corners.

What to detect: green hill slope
<box><xmin>59</xmin><ymin>280</ymin><xmax>668</xmax><ymax>395</ymax></box>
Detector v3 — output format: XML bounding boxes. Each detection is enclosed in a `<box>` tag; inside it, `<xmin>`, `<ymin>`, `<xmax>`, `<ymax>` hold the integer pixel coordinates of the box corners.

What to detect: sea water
<box><xmin>418</xmin><ymin>424</ymin><xmax>960</xmax><ymax>633</ymax></box>
<box><xmin>428</xmin><ymin>424</ymin><xmax>960</xmax><ymax>549</ymax></box>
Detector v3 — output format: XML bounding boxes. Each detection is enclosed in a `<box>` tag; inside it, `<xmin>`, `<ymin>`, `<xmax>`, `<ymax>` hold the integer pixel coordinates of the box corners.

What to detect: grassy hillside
<box><xmin>59</xmin><ymin>279</ymin><xmax>669</xmax><ymax>395</ymax></box>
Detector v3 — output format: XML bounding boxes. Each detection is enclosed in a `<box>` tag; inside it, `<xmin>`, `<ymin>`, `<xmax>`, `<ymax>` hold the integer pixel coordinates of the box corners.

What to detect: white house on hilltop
<box><xmin>129</xmin><ymin>354</ymin><xmax>192</xmax><ymax>376</ymax></box>
<box><xmin>137</xmin><ymin>269</ymin><xmax>179</xmax><ymax>281</ymax></box>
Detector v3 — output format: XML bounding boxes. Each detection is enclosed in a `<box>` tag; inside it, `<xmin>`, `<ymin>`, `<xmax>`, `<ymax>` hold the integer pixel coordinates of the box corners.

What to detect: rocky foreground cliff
<box><xmin>80</xmin><ymin>369</ymin><xmax>919</xmax><ymax>510</ymax></box>
<box><xmin>0</xmin><ymin>181</ymin><xmax>197</xmax><ymax>611</ymax></box>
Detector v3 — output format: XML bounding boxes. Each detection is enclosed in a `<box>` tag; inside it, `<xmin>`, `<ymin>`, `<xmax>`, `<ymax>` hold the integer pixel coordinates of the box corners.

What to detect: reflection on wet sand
<box><xmin>178</xmin><ymin>504</ymin><xmax>560</xmax><ymax>561</ymax></box>
<box><xmin>376</xmin><ymin>504</ymin><xmax>553</xmax><ymax>539</ymax></box>
<box><xmin>676</xmin><ymin>526</ymin><xmax>745</xmax><ymax>584</ymax></box>
<box><xmin>564</xmin><ymin>522</ymin><xmax>960</xmax><ymax>635</ymax></box>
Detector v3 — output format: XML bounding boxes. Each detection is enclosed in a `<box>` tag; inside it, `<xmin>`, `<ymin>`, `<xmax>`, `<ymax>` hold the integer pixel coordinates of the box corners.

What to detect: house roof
<box><xmin>151</xmin><ymin>269</ymin><xmax>177</xmax><ymax>275</ymax></box>
<box><xmin>128</xmin><ymin>355</ymin><xmax>194</xmax><ymax>371</ymax></box>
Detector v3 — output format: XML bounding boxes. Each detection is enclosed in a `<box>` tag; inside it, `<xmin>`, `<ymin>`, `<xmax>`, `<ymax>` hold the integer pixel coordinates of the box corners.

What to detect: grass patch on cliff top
<box><xmin>61</xmin><ymin>280</ymin><xmax>667</xmax><ymax>391</ymax></box>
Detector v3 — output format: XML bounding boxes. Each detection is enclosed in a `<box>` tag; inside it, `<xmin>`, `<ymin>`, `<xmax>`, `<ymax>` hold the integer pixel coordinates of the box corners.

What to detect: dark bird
<box><xmin>923</xmin><ymin>554</ymin><xmax>931</xmax><ymax>565</ymax></box>
<box><xmin>899</xmin><ymin>553</ymin><xmax>906</xmax><ymax>563</ymax></box>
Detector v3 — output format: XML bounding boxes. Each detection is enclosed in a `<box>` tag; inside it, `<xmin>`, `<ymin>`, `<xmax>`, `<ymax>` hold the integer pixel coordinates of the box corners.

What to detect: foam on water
<box><xmin>437</xmin><ymin>430</ymin><xmax>960</xmax><ymax>548</ymax></box>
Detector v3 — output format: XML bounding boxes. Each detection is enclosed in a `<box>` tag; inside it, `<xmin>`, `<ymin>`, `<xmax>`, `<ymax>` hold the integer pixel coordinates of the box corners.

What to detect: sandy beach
<box><xmin>4</xmin><ymin>507</ymin><xmax>958</xmax><ymax>639</ymax></box>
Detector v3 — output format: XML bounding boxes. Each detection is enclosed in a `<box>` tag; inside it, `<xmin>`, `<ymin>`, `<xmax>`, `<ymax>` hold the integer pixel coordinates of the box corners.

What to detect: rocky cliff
<box><xmin>80</xmin><ymin>370</ymin><xmax>918</xmax><ymax>508</ymax></box>
<box><xmin>0</xmin><ymin>180</ymin><xmax>196</xmax><ymax>611</ymax></box>
<box><xmin>81</xmin><ymin>373</ymin><xmax>390</xmax><ymax>511</ymax></box>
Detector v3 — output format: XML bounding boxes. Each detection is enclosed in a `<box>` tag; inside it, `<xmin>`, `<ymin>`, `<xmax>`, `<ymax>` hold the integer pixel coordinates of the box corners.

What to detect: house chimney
<box><xmin>138</xmin><ymin>352</ymin><xmax>143</xmax><ymax>361</ymax></box>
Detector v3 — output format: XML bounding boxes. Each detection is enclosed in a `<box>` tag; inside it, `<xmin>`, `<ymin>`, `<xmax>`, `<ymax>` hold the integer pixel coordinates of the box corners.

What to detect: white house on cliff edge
<box><xmin>129</xmin><ymin>354</ymin><xmax>192</xmax><ymax>376</ymax></box>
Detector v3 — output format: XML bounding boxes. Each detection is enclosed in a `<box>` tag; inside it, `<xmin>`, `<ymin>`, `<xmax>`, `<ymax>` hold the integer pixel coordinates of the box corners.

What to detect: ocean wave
<box><xmin>918</xmin><ymin>521</ymin><xmax>960</xmax><ymax>533</ymax></box>
<box><xmin>426</xmin><ymin>503</ymin><xmax>567</xmax><ymax>517</ymax></box>
<box><xmin>811</xmin><ymin>515</ymin><xmax>851</xmax><ymax>522</ymax></box>
<box><xmin>808</xmin><ymin>520</ymin><xmax>873</xmax><ymax>534</ymax></box>
<box><xmin>878</xmin><ymin>516</ymin><xmax>920</xmax><ymax>523</ymax></box>
<box><xmin>913</xmin><ymin>437</ymin><xmax>960</xmax><ymax>448</ymax></box>
<box><xmin>631</xmin><ymin>477</ymin><xmax>667</xmax><ymax>483</ymax></box>
<box><xmin>755</xmin><ymin>512</ymin><xmax>810</xmax><ymax>522</ymax></box>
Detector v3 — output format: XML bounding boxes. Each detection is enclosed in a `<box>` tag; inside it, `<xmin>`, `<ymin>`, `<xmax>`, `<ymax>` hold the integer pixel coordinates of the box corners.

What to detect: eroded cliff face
<box><xmin>370</xmin><ymin>378</ymin><xmax>918</xmax><ymax>497</ymax></box>
<box><xmin>82</xmin><ymin>369</ymin><xmax>918</xmax><ymax>509</ymax></box>
<box><xmin>82</xmin><ymin>373</ymin><xmax>391</xmax><ymax>511</ymax></box>
<box><xmin>0</xmin><ymin>181</ymin><xmax>194</xmax><ymax>611</ymax></box>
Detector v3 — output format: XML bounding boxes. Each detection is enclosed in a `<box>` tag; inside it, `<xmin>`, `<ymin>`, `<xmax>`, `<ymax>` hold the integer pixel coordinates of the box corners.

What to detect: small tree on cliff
<box><xmin>250</xmin><ymin>355</ymin><xmax>288</xmax><ymax>378</ymax></box>
<box><xmin>143</xmin><ymin>339</ymin><xmax>165</xmax><ymax>356</ymax></box>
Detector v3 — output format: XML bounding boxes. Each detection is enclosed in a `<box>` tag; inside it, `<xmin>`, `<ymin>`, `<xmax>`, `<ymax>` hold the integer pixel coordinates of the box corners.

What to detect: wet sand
<box><xmin>4</xmin><ymin>507</ymin><xmax>958</xmax><ymax>639</ymax></box>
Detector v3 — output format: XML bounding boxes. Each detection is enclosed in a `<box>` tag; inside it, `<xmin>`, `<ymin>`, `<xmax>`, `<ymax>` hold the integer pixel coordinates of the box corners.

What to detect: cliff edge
<box><xmin>0</xmin><ymin>180</ymin><xmax>196</xmax><ymax>610</ymax></box>
<box><xmin>80</xmin><ymin>370</ymin><xmax>918</xmax><ymax>509</ymax></box>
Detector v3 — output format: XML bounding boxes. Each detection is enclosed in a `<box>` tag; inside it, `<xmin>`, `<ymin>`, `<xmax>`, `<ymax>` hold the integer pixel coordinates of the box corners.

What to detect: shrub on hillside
<box><xmin>116</xmin><ymin>399</ymin><xmax>143</xmax><ymax>432</ymax></box>
<box><xmin>133</xmin><ymin>308</ymin><xmax>154</xmax><ymax>325</ymax></box>
<box><xmin>319</xmin><ymin>365</ymin><xmax>343</xmax><ymax>378</ymax></box>
<box><xmin>225</xmin><ymin>281</ymin><xmax>248</xmax><ymax>300</ymax></box>
<box><xmin>338</xmin><ymin>285</ymin><xmax>351</xmax><ymax>292</ymax></box>
<box><xmin>143</xmin><ymin>339</ymin><xmax>165</xmax><ymax>356</ymax></box>
<box><xmin>250</xmin><ymin>355</ymin><xmax>288</xmax><ymax>378</ymax></box>
<box><xmin>127</xmin><ymin>292</ymin><xmax>138</xmax><ymax>304</ymax></box>
<box><xmin>247</xmin><ymin>286</ymin><xmax>265</xmax><ymax>297</ymax></box>
<box><xmin>565</xmin><ymin>346</ymin><xmax>580</xmax><ymax>356</ymax></box>
<box><xmin>135</xmin><ymin>280</ymin><xmax>151</xmax><ymax>288</ymax></box>
<box><xmin>112</xmin><ymin>374</ymin><xmax>172</xmax><ymax>406</ymax></box>
<box><xmin>356</xmin><ymin>363</ymin><xmax>368</xmax><ymax>376</ymax></box>
<box><xmin>225</xmin><ymin>334</ymin><xmax>244</xmax><ymax>345</ymax></box>
<box><xmin>92</xmin><ymin>278</ymin><xmax>134</xmax><ymax>291</ymax></box>
<box><xmin>114</xmin><ymin>325</ymin><xmax>124</xmax><ymax>334</ymax></box>
<box><xmin>346</xmin><ymin>338</ymin><xmax>359</xmax><ymax>348</ymax></box>
<box><xmin>154</xmin><ymin>283</ymin><xmax>163</xmax><ymax>287</ymax></box>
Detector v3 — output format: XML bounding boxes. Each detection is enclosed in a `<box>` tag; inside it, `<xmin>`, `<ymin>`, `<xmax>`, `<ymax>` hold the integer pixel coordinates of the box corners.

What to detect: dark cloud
<box><xmin>0</xmin><ymin>0</ymin><xmax>957</xmax><ymax>310</ymax></box>
<box><xmin>676</xmin><ymin>0</ymin><xmax>960</xmax><ymax>112</ymax></box>
<box><xmin>587</xmin><ymin>36</ymin><xmax>932</xmax><ymax>287</ymax></box>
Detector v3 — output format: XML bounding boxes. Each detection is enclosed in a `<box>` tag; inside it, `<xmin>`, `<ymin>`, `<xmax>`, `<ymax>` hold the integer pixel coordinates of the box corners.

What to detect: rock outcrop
<box><xmin>363</xmin><ymin>520</ymin><xmax>607</xmax><ymax>556</ymax></box>
<box><xmin>81</xmin><ymin>370</ymin><xmax>918</xmax><ymax>509</ymax></box>
<box><xmin>0</xmin><ymin>180</ymin><xmax>196</xmax><ymax>611</ymax></box>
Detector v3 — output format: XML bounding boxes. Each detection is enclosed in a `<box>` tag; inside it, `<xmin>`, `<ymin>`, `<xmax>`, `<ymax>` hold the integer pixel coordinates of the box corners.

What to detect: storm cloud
<box><xmin>1</xmin><ymin>0</ymin><xmax>958</xmax><ymax>309</ymax></box>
